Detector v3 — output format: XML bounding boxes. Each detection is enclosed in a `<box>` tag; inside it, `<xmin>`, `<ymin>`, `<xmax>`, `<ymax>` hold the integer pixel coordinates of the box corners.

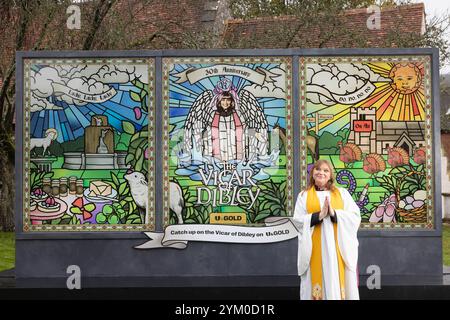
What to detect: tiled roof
<box><xmin>221</xmin><ymin>3</ymin><xmax>425</xmax><ymax>48</ymax></box>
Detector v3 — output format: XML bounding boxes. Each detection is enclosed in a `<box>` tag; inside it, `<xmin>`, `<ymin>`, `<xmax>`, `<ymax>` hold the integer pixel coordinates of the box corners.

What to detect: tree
<box><xmin>0</xmin><ymin>0</ymin><xmax>228</xmax><ymax>231</ymax></box>
<box><xmin>0</xmin><ymin>0</ymin><xmax>131</xmax><ymax>231</ymax></box>
<box><xmin>227</xmin><ymin>0</ymin><xmax>450</xmax><ymax>67</ymax></box>
<box><xmin>229</xmin><ymin>0</ymin><xmax>379</xmax><ymax>18</ymax></box>
<box><xmin>0</xmin><ymin>1</ymin><xmax>66</xmax><ymax>231</ymax></box>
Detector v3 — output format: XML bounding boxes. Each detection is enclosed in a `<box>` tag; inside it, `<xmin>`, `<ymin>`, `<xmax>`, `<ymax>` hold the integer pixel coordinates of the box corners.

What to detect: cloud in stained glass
<box><xmin>29</xmin><ymin>64</ymin><xmax>148</xmax><ymax>143</ymax></box>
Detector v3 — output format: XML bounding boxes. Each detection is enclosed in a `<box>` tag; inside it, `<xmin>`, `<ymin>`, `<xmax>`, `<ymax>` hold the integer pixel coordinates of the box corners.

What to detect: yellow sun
<box><xmin>306</xmin><ymin>61</ymin><xmax>427</xmax><ymax>134</ymax></box>
<box><xmin>355</xmin><ymin>62</ymin><xmax>425</xmax><ymax>121</ymax></box>
<box><xmin>389</xmin><ymin>63</ymin><xmax>422</xmax><ymax>95</ymax></box>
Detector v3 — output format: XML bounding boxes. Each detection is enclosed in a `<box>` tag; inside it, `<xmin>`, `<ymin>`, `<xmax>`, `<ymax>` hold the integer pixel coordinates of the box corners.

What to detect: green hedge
<box><xmin>0</xmin><ymin>232</ymin><xmax>14</xmax><ymax>272</ymax></box>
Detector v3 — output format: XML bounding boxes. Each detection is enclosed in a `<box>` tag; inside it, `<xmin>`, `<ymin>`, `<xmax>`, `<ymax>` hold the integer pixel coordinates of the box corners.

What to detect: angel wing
<box><xmin>183</xmin><ymin>90</ymin><xmax>215</xmax><ymax>156</ymax></box>
<box><xmin>237</xmin><ymin>89</ymin><xmax>269</xmax><ymax>159</ymax></box>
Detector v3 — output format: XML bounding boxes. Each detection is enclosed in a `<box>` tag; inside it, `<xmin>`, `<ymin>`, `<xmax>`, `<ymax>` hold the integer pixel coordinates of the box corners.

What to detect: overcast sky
<box><xmin>412</xmin><ymin>0</ymin><xmax>450</xmax><ymax>74</ymax></box>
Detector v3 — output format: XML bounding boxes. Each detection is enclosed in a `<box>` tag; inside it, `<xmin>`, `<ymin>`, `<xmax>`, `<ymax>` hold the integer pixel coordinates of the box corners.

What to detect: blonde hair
<box><xmin>307</xmin><ymin>159</ymin><xmax>337</xmax><ymax>191</ymax></box>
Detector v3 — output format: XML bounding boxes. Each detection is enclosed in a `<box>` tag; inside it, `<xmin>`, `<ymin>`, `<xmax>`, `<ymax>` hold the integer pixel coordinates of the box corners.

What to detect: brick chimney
<box><xmin>201</xmin><ymin>0</ymin><xmax>232</xmax><ymax>35</ymax></box>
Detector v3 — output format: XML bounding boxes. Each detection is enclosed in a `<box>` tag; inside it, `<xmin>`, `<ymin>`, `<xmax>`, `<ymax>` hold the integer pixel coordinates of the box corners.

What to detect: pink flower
<box><xmin>369</xmin><ymin>194</ymin><xmax>397</xmax><ymax>223</ymax></box>
<box><xmin>413</xmin><ymin>147</ymin><xmax>426</xmax><ymax>165</ymax></box>
<box><xmin>144</xmin><ymin>147</ymin><xmax>149</xmax><ymax>160</ymax></box>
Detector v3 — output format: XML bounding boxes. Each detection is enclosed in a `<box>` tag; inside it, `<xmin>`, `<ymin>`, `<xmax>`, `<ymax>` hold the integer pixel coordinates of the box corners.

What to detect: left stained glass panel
<box><xmin>22</xmin><ymin>58</ymin><xmax>155</xmax><ymax>232</ymax></box>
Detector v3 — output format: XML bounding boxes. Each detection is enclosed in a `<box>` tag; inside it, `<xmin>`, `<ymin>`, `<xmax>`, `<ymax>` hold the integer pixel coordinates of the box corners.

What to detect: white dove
<box><xmin>124</xmin><ymin>170</ymin><xmax>185</xmax><ymax>225</ymax></box>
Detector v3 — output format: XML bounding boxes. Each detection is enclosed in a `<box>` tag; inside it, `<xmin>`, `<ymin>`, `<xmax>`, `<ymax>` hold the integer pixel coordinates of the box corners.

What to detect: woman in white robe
<box><xmin>293</xmin><ymin>159</ymin><xmax>361</xmax><ymax>300</ymax></box>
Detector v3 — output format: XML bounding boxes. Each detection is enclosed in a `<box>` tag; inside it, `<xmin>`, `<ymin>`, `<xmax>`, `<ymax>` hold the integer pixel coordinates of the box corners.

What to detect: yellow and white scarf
<box><xmin>306</xmin><ymin>187</ymin><xmax>346</xmax><ymax>300</ymax></box>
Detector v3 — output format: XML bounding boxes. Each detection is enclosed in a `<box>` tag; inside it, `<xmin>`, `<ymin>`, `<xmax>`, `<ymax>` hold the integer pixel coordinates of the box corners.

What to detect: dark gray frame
<box><xmin>15</xmin><ymin>48</ymin><xmax>442</xmax><ymax>288</ymax></box>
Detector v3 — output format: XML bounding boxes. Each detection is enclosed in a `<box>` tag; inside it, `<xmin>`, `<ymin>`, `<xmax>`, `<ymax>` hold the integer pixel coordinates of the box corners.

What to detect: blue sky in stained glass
<box><xmin>43</xmin><ymin>111</ymin><xmax>49</xmax><ymax>131</ymax></box>
<box><xmin>260</xmin><ymin>99</ymin><xmax>285</xmax><ymax>109</ymax></box>
<box><xmin>264</xmin><ymin>104</ymin><xmax>286</xmax><ymax>117</ymax></box>
<box><xmin>171</xmin><ymin>116</ymin><xmax>187</xmax><ymax>127</ymax></box>
<box><xmin>67</xmin><ymin>105</ymin><xmax>88</xmax><ymax>127</ymax></box>
<box><xmin>30</xmin><ymin>80</ymin><xmax>148</xmax><ymax>143</ymax></box>
<box><xmin>170</xmin><ymin>91</ymin><xmax>193</xmax><ymax>102</ymax></box>
<box><xmin>53</xmin><ymin>112</ymin><xmax>61</xmax><ymax>139</ymax></box>
<box><xmin>57</xmin><ymin>107</ymin><xmax>67</xmax><ymax>121</ymax></box>
<box><xmin>110</xmin><ymin>90</ymin><xmax>123</xmax><ymax>104</ymax></box>
<box><xmin>267</xmin><ymin>116</ymin><xmax>285</xmax><ymax>128</ymax></box>
<box><xmin>64</xmin><ymin>122</ymin><xmax>75</xmax><ymax>141</ymax></box>
<box><xmin>48</xmin><ymin>111</ymin><xmax>55</xmax><ymax>130</ymax></box>
<box><xmin>119</xmin><ymin>90</ymin><xmax>141</xmax><ymax>109</ymax></box>
<box><xmin>84</xmin><ymin>103</ymin><xmax>104</xmax><ymax>115</ymax></box>
<box><xmin>170</xmin><ymin>108</ymin><xmax>190</xmax><ymax>118</ymax></box>
<box><xmin>30</xmin><ymin>113</ymin><xmax>40</xmax><ymax>138</ymax></box>
<box><xmin>73</xmin><ymin>127</ymin><xmax>84</xmax><ymax>138</ymax></box>
<box><xmin>170</xmin><ymin>84</ymin><xmax>199</xmax><ymax>101</ymax></box>
<box><xmin>60</xmin><ymin>121</ymin><xmax>69</xmax><ymax>141</ymax></box>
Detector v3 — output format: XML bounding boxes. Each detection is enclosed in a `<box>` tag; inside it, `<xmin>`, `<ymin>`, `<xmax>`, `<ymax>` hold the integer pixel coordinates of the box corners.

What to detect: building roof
<box><xmin>116</xmin><ymin>0</ymin><xmax>230</xmax><ymax>49</ymax></box>
<box><xmin>221</xmin><ymin>3</ymin><xmax>425</xmax><ymax>48</ymax></box>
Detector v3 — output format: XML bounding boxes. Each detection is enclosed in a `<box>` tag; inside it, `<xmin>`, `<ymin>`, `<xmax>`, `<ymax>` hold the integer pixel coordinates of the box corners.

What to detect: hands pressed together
<box><xmin>319</xmin><ymin>196</ymin><xmax>336</xmax><ymax>221</ymax></box>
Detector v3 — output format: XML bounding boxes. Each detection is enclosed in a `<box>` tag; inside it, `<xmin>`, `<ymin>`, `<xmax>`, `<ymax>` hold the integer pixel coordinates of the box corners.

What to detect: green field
<box><xmin>0</xmin><ymin>232</ymin><xmax>14</xmax><ymax>272</ymax></box>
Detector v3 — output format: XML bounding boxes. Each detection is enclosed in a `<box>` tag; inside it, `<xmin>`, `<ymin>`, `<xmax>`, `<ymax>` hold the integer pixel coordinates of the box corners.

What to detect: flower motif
<box><xmin>341</xmin><ymin>287</ymin><xmax>346</xmax><ymax>300</ymax></box>
<box><xmin>413</xmin><ymin>146</ymin><xmax>426</xmax><ymax>165</ymax></box>
<box><xmin>312</xmin><ymin>283</ymin><xmax>322</xmax><ymax>300</ymax></box>
<box><xmin>369</xmin><ymin>193</ymin><xmax>397</xmax><ymax>223</ymax></box>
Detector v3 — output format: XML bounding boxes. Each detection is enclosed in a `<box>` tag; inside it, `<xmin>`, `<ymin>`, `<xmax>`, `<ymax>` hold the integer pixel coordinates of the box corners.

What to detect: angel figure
<box><xmin>183</xmin><ymin>78</ymin><xmax>268</xmax><ymax>163</ymax></box>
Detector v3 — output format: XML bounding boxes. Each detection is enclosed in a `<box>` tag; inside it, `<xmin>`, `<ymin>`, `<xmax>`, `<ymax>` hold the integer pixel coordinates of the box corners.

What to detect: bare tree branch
<box><xmin>0</xmin><ymin>1</ymin><xmax>30</xmax><ymax>123</ymax></box>
<box><xmin>83</xmin><ymin>0</ymin><xmax>118</xmax><ymax>50</ymax></box>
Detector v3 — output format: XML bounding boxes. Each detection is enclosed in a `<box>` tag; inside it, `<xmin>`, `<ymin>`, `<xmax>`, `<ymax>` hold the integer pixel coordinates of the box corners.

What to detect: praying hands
<box><xmin>319</xmin><ymin>196</ymin><xmax>336</xmax><ymax>221</ymax></box>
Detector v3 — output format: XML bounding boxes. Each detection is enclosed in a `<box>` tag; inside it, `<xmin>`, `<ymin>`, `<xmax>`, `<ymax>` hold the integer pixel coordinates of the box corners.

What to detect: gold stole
<box><xmin>306</xmin><ymin>187</ymin><xmax>346</xmax><ymax>300</ymax></box>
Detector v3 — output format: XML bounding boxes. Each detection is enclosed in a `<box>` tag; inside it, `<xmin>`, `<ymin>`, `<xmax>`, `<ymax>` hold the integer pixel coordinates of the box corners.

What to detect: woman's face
<box><xmin>313</xmin><ymin>163</ymin><xmax>331</xmax><ymax>189</ymax></box>
<box><xmin>220</xmin><ymin>97</ymin><xmax>233</xmax><ymax>110</ymax></box>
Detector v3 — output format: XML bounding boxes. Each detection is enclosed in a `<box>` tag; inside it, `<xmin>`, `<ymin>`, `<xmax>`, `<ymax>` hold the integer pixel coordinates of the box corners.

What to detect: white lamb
<box><xmin>30</xmin><ymin>128</ymin><xmax>58</xmax><ymax>156</ymax></box>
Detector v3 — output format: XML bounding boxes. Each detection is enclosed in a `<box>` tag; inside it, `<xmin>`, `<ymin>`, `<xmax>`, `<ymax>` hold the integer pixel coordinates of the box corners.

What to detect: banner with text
<box><xmin>135</xmin><ymin>217</ymin><xmax>299</xmax><ymax>249</ymax></box>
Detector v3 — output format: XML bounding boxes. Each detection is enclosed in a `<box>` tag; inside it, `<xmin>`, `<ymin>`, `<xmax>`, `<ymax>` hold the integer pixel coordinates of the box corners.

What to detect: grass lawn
<box><xmin>443</xmin><ymin>224</ymin><xmax>450</xmax><ymax>266</ymax></box>
<box><xmin>0</xmin><ymin>232</ymin><xmax>15</xmax><ymax>272</ymax></box>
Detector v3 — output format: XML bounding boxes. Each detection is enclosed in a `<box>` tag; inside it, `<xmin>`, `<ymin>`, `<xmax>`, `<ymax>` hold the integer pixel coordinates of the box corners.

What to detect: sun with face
<box><xmin>389</xmin><ymin>63</ymin><xmax>422</xmax><ymax>94</ymax></box>
<box><xmin>306</xmin><ymin>61</ymin><xmax>427</xmax><ymax>134</ymax></box>
<box><xmin>353</xmin><ymin>61</ymin><xmax>426</xmax><ymax>121</ymax></box>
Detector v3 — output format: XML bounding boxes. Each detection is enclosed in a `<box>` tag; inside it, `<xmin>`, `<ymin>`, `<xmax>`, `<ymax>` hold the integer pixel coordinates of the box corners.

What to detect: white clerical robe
<box><xmin>218</xmin><ymin>114</ymin><xmax>237</xmax><ymax>161</ymax></box>
<box><xmin>293</xmin><ymin>187</ymin><xmax>361</xmax><ymax>300</ymax></box>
